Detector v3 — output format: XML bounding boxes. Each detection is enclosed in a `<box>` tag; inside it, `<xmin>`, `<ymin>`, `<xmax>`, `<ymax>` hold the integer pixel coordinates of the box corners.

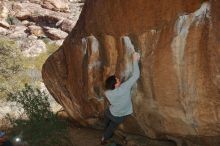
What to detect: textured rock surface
<box><xmin>8</xmin><ymin>25</ymin><xmax>28</xmax><ymax>39</ymax></box>
<box><xmin>28</xmin><ymin>25</ymin><xmax>45</xmax><ymax>37</ymax></box>
<box><xmin>42</xmin><ymin>0</ymin><xmax>70</xmax><ymax>12</ymax></box>
<box><xmin>0</xmin><ymin>0</ymin><xmax>83</xmax><ymax>128</ymax></box>
<box><xmin>0</xmin><ymin>2</ymin><xmax>8</xmax><ymax>19</ymax></box>
<box><xmin>42</xmin><ymin>0</ymin><xmax>220</xmax><ymax>145</ymax></box>
<box><xmin>12</xmin><ymin>2</ymin><xmax>73</xmax><ymax>32</ymax></box>
<box><xmin>20</xmin><ymin>38</ymin><xmax>47</xmax><ymax>57</ymax></box>
<box><xmin>0</xmin><ymin>20</ymin><xmax>10</xmax><ymax>29</ymax></box>
<box><xmin>43</xmin><ymin>27</ymin><xmax>68</xmax><ymax>40</ymax></box>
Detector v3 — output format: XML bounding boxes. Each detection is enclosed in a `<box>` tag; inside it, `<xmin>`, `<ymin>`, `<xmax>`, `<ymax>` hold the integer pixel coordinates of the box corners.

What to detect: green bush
<box><xmin>0</xmin><ymin>38</ymin><xmax>23</xmax><ymax>98</ymax></box>
<box><xmin>7</xmin><ymin>84</ymin><xmax>72</xmax><ymax>146</ymax></box>
<box><xmin>0</xmin><ymin>37</ymin><xmax>59</xmax><ymax>99</ymax></box>
<box><xmin>0</xmin><ymin>38</ymin><xmax>21</xmax><ymax>79</ymax></box>
<box><xmin>6</xmin><ymin>16</ymin><xmax>21</xmax><ymax>25</ymax></box>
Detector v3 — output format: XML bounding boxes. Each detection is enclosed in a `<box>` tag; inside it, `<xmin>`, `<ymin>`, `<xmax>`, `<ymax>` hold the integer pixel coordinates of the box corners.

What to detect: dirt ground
<box><xmin>69</xmin><ymin>126</ymin><xmax>104</xmax><ymax>146</ymax></box>
<box><xmin>69</xmin><ymin>125</ymin><xmax>176</xmax><ymax>146</ymax></box>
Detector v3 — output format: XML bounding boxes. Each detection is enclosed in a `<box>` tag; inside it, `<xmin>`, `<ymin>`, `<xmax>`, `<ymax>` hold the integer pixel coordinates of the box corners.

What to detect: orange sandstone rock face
<box><xmin>42</xmin><ymin>0</ymin><xmax>220</xmax><ymax>144</ymax></box>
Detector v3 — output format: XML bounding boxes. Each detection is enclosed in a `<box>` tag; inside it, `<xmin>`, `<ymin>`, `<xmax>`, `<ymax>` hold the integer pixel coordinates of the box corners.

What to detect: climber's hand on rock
<box><xmin>133</xmin><ymin>52</ymin><xmax>140</xmax><ymax>61</ymax></box>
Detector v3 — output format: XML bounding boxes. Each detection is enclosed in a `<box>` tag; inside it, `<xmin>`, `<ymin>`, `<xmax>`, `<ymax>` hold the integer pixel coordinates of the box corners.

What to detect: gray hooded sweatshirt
<box><xmin>104</xmin><ymin>61</ymin><xmax>140</xmax><ymax>117</ymax></box>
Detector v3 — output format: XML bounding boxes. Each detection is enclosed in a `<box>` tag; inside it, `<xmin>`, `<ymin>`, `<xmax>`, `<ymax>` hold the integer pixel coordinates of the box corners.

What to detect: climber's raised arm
<box><xmin>120</xmin><ymin>52</ymin><xmax>140</xmax><ymax>90</ymax></box>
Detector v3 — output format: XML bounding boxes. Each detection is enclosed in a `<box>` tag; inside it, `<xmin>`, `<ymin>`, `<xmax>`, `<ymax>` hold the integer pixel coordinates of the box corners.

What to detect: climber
<box><xmin>101</xmin><ymin>52</ymin><xmax>140</xmax><ymax>145</ymax></box>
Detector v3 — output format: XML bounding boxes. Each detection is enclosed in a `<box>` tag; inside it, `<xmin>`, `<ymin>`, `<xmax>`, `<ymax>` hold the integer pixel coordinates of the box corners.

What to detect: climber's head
<box><xmin>105</xmin><ymin>75</ymin><xmax>121</xmax><ymax>90</ymax></box>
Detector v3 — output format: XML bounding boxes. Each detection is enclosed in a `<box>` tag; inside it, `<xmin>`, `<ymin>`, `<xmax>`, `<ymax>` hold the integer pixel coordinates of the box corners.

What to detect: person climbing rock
<box><xmin>101</xmin><ymin>52</ymin><xmax>140</xmax><ymax>145</ymax></box>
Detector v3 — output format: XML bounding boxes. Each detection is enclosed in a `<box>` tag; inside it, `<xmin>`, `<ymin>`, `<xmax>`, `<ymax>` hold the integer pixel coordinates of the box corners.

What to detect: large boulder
<box><xmin>42</xmin><ymin>0</ymin><xmax>220</xmax><ymax>145</ymax></box>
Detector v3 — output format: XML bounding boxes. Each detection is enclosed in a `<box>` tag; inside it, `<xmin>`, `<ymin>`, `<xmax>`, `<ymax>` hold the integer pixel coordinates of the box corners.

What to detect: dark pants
<box><xmin>103</xmin><ymin>108</ymin><xmax>126</xmax><ymax>140</ymax></box>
